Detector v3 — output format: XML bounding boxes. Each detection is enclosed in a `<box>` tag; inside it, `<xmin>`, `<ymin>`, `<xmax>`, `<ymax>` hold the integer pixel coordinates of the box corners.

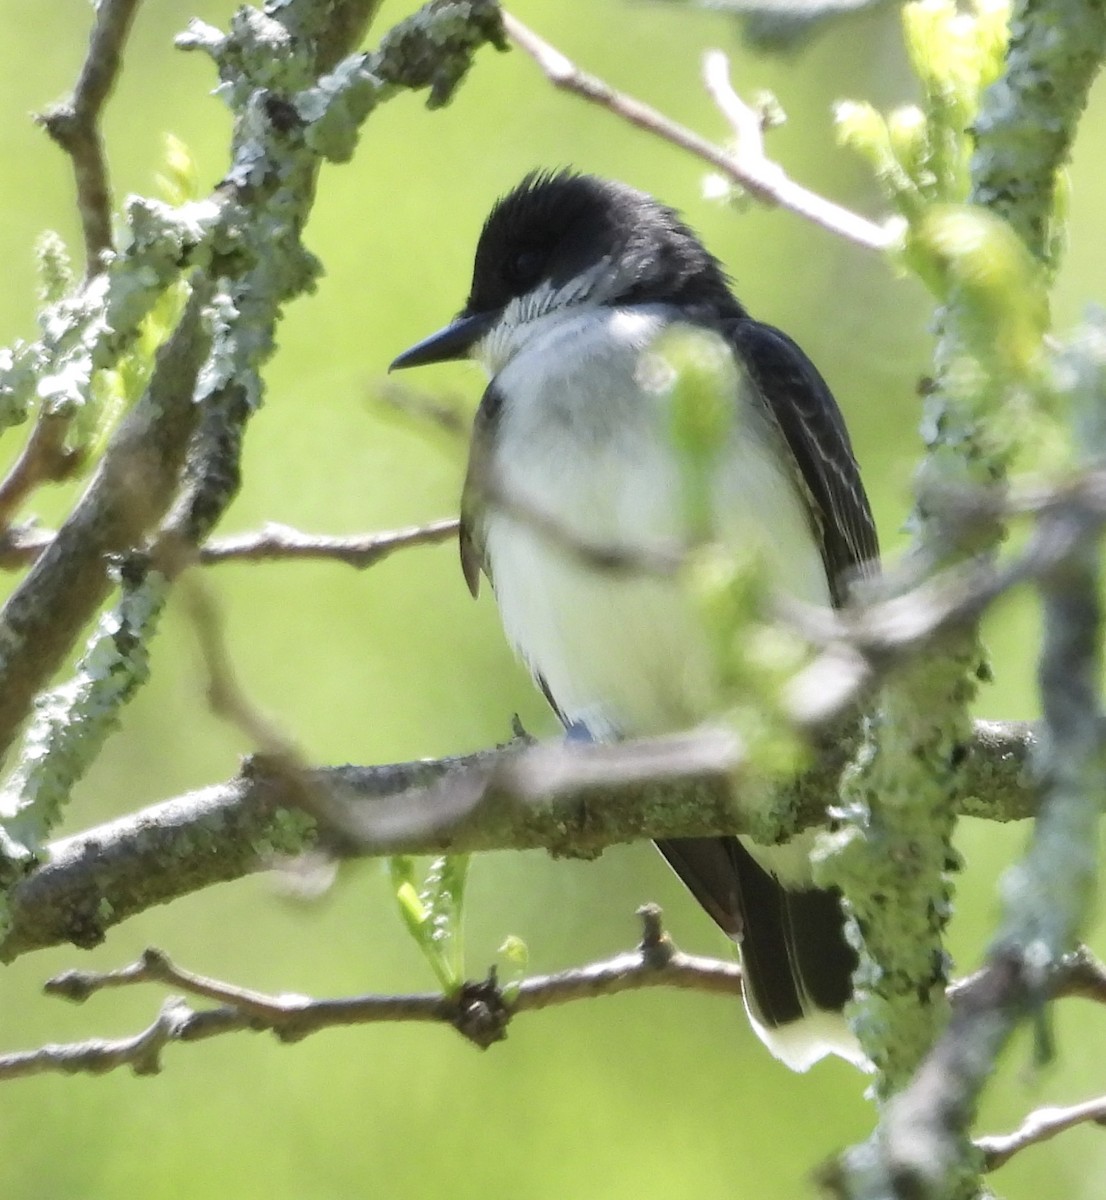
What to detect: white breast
<box><xmin>480</xmin><ymin>305</ymin><xmax>829</xmax><ymax>744</ymax></box>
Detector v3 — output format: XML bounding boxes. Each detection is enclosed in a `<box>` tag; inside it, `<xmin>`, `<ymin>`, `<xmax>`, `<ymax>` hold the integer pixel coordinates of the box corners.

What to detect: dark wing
<box><xmin>724</xmin><ymin>317</ymin><xmax>878</xmax><ymax>605</ymax></box>
<box><xmin>458</xmin><ymin>381</ymin><xmax>505</xmax><ymax>598</ymax></box>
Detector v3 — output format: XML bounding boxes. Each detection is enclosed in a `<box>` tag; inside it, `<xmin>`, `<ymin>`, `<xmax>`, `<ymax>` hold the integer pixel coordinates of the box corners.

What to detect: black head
<box><xmin>390</xmin><ymin>170</ymin><xmax>745</xmax><ymax>370</ymax></box>
<box><xmin>464</xmin><ymin>169</ymin><xmax>743</xmax><ymax>318</ymax></box>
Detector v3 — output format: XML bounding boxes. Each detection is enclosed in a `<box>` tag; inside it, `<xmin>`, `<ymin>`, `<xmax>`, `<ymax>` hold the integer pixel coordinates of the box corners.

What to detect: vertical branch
<box><xmin>38</xmin><ymin>0</ymin><xmax>143</xmax><ymax>274</ymax></box>
<box><xmin>824</xmin><ymin>0</ymin><xmax>1106</xmax><ymax>1106</ymax></box>
<box><xmin>829</xmin><ymin>320</ymin><xmax>1106</xmax><ymax>1199</ymax></box>
<box><xmin>971</xmin><ymin>0</ymin><xmax>1106</xmax><ymax>271</ymax></box>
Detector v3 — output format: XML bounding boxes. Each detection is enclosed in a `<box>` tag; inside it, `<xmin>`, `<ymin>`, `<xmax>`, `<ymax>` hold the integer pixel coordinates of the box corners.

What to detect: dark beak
<box><xmin>389</xmin><ymin>309</ymin><xmax>499</xmax><ymax>371</ymax></box>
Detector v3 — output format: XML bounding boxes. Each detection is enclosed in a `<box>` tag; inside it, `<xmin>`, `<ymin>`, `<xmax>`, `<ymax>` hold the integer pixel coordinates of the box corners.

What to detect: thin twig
<box><xmin>1</xmin><ymin>908</ymin><xmax>742</xmax><ymax>1080</ymax></box>
<box><xmin>979</xmin><ymin>1095</ymin><xmax>1106</xmax><ymax>1172</ymax></box>
<box><xmin>198</xmin><ymin>518</ymin><xmax>460</xmax><ymax>567</ymax></box>
<box><xmin>179</xmin><ymin>573</ymin><xmax>305</xmax><ymax>763</ymax></box>
<box><xmin>502</xmin><ymin>12</ymin><xmax>895</xmax><ymax>252</ymax></box>
<box><xmin>0</xmin><ymin>411</ymin><xmax>83</xmax><ymax>531</ymax></box>
<box><xmin>375</xmin><ymin>381</ymin><xmax>471</xmax><ymax>441</ymax></box>
<box><xmin>0</xmin><ymin>519</ymin><xmax>460</xmax><ymax>573</ymax></box>
<box><xmin>37</xmin><ymin>0</ymin><xmax>142</xmax><ymax>273</ymax></box>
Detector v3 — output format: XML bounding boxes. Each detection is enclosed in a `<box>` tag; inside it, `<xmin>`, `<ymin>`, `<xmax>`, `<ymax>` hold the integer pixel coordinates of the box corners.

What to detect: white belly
<box><xmin>482</xmin><ymin>305</ymin><xmax>829</xmax><ymax>742</ymax></box>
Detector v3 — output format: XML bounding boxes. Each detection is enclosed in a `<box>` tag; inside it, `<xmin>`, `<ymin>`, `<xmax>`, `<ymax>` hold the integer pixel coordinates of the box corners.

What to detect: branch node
<box><xmin>636</xmin><ymin>903</ymin><xmax>674</xmax><ymax>967</ymax></box>
<box><xmin>451</xmin><ymin>969</ymin><xmax>510</xmax><ymax>1049</ymax></box>
<box><xmin>43</xmin><ymin>968</ymin><xmax>97</xmax><ymax>1004</ymax></box>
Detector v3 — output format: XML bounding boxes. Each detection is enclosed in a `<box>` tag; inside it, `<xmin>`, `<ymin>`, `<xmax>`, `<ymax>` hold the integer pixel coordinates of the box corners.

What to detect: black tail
<box><xmin>654</xmin><ymin>836</ymin><xmax>855</xmax><ymax>1029</ymax></box>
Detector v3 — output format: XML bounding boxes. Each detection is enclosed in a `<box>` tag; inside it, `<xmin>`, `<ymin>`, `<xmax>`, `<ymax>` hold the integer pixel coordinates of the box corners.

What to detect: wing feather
<box><xmin>724</xmin><ymin>318</ymin><xmax>878</xmax><ymax>604</ymax></box>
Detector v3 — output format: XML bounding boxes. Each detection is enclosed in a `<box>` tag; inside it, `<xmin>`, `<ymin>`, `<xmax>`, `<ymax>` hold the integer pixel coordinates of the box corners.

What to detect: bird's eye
<box><xmin>505</xmin><ymin>246</ymin><xmax>547</xmax><ymax>289</ymax></box>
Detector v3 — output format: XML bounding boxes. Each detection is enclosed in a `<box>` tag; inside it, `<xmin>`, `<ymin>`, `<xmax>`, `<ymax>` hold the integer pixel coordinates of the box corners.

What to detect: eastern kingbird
<box><xmin>391</xmin><ymin>170</ymin><xmax>878</xmax><ymax>1071</ymax></box>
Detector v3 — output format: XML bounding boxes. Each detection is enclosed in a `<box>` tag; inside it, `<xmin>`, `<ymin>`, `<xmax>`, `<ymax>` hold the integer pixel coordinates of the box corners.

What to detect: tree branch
<box><xmin>0</xmin><ymin>906</ymin><xmax>741</xmax><ymax>1080</ymax></box>
<box><xmin>0</xmin><ymin>411</ymin><xmax>83</xmax><ymax>532</ymax></box>
<box><xmin>0</xmin><ymin>0</ymin><xmax>508</xmax><ymax>869</ymax></box>
<box><xmin>0</xmin><ymin>519</ymin><xmax>460</xmax><ymax>572</ymax></box>
<box><xmin>0</xmin><ymin>717</ymin><xmax>1035</xmax><ymax>965</ymax></box>
<box><xmin>832</xmin><ymin>324</ymin><xmax>1106</xmax><ymax>1196</ymax></box>
<box><xmin>37</xmin><ymin>0</ymin><xmax>142</xmax><ymax>273</ymax></box>
<box><xmin>0</xmin><ymin>280</ymin><xmax>213</xmax><ymax>802</ymax></box>
<box><xmin>971</xmin><ymin>0</ymin><xmax>1106</xmax><ymax>270</ymax></box>
<box><xmin>501</xmin><ymin>12</ymin><xmax>895</xmax><ymax>252</ymax></box>
<box><xmin>197</xmin><ymin>518</ymin><xmax>460</xmax><ymax>568</ymax></box>
<box><xmin>978</xmin><ymin>1094</ymin><xmax>1106</xmax><ymax>1173</ymax></box>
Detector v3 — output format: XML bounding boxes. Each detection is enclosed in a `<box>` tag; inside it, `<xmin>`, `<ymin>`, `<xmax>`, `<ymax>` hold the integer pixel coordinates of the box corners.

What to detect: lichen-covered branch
<box><xmin>0</xmin><ymin>717</ymin><xmax>1034</xmax><ymax>965</ymax></box>
<box><xmin>0</xmin><ymin>281</ymin><xmax>213</xmax><ymax>825</ymax></box>
<box><xmin>0</xmin><ymin>0</ymin><xmax>507</xmax><ymax>886</ymax></box>
<box><xmin>971</xmin><ymin>0</ymin><xmax>1106</xmax><ymax>270</ymax></box>
<box><xmin>834</xmin><ymin>494</ymin><xmax>1106</xmax><ymax>1198</ymax></box>
<box><xmin>821</xmin><ymin>0</ymin><xmax>1103</xmax><ymax>1112</ymax></box>
<box><xmin>829</xmin><ymin>317</ymin><xmax>1106</xmax><ymax>1199</ymax></box>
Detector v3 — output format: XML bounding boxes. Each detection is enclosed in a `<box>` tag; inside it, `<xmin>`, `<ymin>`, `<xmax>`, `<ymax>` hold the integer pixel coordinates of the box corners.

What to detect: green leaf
<box><xmin>388</xmin><ymin>854</ymin><xmax>470</xmax><ymax>995</ymax></box>
<box><xmin>35</xmin><ymin>232</ymin><xmax>73</xmax><ymax>305</ymax></box>
<box><xmin>495</xmin><ymin>935</ymin><xmax>529</xmax><ymax>1004</ymax></box>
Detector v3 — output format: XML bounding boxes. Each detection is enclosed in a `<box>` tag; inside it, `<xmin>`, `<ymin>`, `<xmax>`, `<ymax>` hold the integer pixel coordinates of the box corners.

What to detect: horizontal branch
<box><xmin>0</xmin><ymin>717</ymin><xmax>1036</xmax><ymax>964</ymax></box>
<box><xmin>0</xmin><ymin>906</ymin><xmax>741</xmax><ymax>1080</ymax></box>
<box><xmin>196</xmin><ymin>518</ymin><xmax>460</xmax><ymax>568</ymax></box>
<box><xmin>978</xmin><ymin>1093</ymin><xmax>1106</xmax><ymax>1172</ymax></box>
<box><xmin>0</xmin><ymin>519</ymin><xmax>460</xmax><ymax>573</ymax></box>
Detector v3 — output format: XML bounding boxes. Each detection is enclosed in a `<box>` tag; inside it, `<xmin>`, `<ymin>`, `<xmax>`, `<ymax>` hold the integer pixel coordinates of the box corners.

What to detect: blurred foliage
<box><xmin>0</xmin><ymin>1</ymin><xmax>1104</xmax><ymax>1198</ymax></box>
<box><xmin>657</xmin><ymin>0</ymin><xmax>897</xmax><ymax>54</ymax></box>
<box><xmin>390</xmin><ymin>854</ymin><xmax>471</xmax><ymax>992</ymax></box>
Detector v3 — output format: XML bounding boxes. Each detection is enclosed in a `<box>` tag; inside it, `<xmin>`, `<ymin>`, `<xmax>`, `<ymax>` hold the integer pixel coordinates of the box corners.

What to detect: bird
<box><xmin>390</xmin><ymin>170</ymin><xmax>878</xmax><ymax>1071</ymax></box>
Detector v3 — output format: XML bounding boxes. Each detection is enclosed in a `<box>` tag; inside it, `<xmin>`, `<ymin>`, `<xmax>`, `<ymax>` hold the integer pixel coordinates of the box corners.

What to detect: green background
<box><xmin>1</xmin><ymin>1</ymin><xmax>1105</xmax><ymax>1196</ymax></box>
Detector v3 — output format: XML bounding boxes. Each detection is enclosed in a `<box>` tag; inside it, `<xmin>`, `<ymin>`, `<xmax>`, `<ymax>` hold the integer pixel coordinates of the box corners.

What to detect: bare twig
<box><xmin>375</xmin><ymin>381</ymin><xmax>471</xmax><ymax>441</ymax></box>
<box><xmin>701</xmin><ymin>50</ymin><xmax>779</xmax><ymax>180</ymax></box>
<box><xmin>175</xmin><ymin>567</ymin><xmax>335</xmax><ymax>837</ymax></box>
<box><xmin>978</xmin><ymin>1095</ymin><xmax>1106</xmax><ymax>1172</ymax></box>
<box><xmin>0</xmin><ymin>907</ymin><xmax>741</xmax><ymax>1080</ymax></box>
<box><xmin>0</xmin><ymin>518</ymin><xmax>460</xmax><ymax>572</ymax></box>
<box><xmin>179</xmin><ymin>572</ymin><xmax>312</xmax><ymax>765</ymax></box>
<box><xmin>37</xmin><ymin>0</ymin><xmax>142</xmax><ymax>272</ymax></box>
<box><xmin>786</xmin><ymin>496</ymin><xmax>1094</xmax><ymax>723</ymax></box>
<box><xmin>198</xmin><ymin>518</ymin><xmax>460</xmax><ymax>567</ymax></box>
<box><xmin>0</xmin><ymin>411</ymin><xmax>83</xmax><ymax>531</ymax></box>
<box><xmin>502</xmin><ymin>12</ymin><xmax>895</xmax><ymax>252</ymax></box>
